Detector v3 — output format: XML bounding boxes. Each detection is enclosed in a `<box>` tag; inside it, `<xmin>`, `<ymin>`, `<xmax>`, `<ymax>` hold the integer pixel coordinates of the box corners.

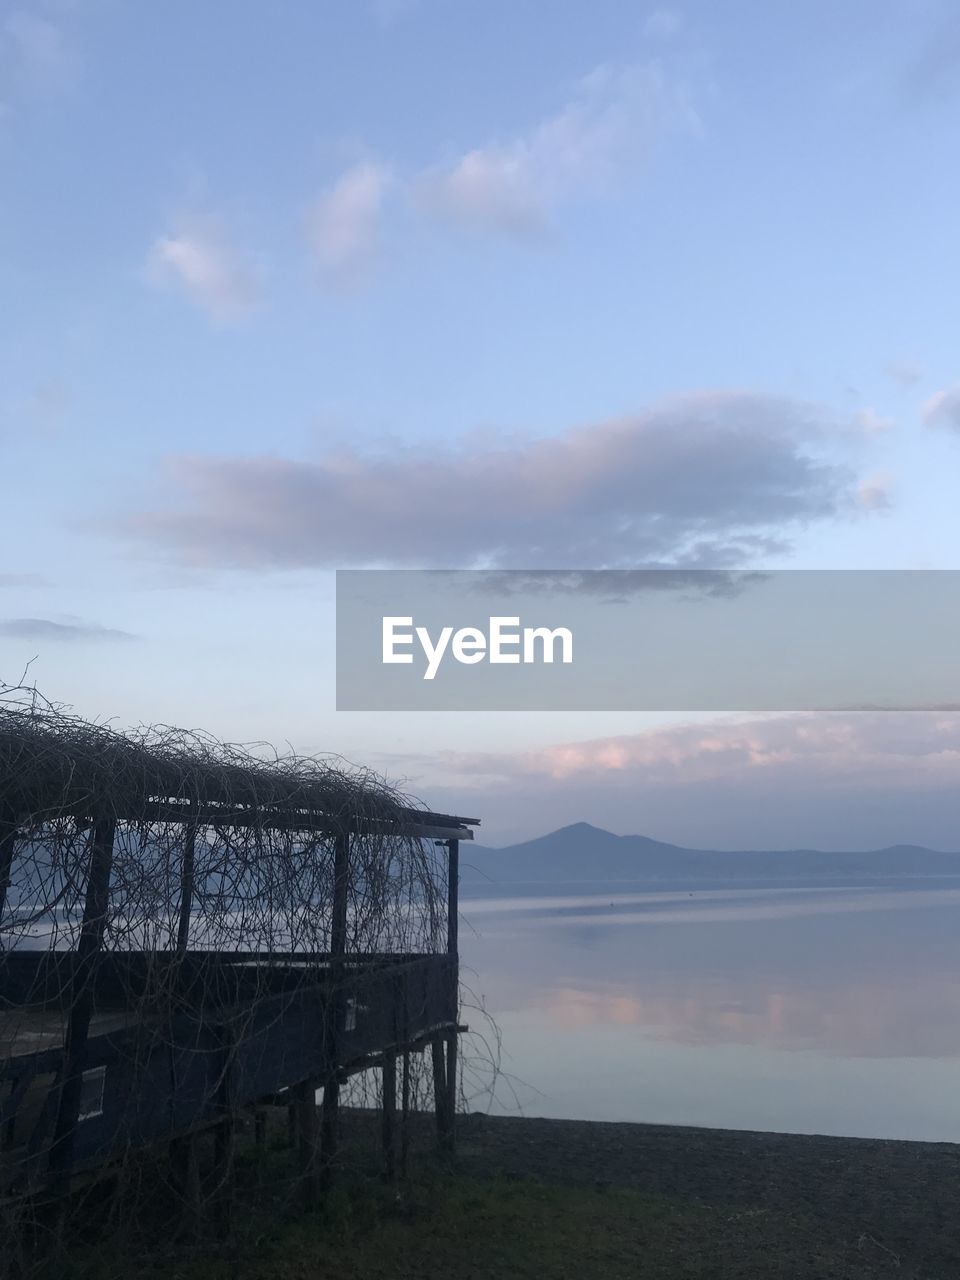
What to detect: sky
<box><xmin>2</xmin><ymin>0</ymin><xmax>960</xmax><ymax>847</ymax></box>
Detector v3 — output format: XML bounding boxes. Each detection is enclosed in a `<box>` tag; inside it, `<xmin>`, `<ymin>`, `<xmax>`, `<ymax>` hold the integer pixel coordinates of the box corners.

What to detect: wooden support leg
<box><xmin>0</xmin><ymin>819</ymin><xmax>17</xmax><ymax>930</ymax></box>
<box><xmin>381</xmin><ymin>1054</ymin><xmax>397</xmax><ymax>1181</ymax></box>
<box><xmin>49</xmin><ymin>817</ymin><xmax>116</xmax><ymax>1193</ymax></box>
<box><xmin>2</xmin><ymin>1075</ymin><xmax>18</xmax><ymax>1151</ymax></box>
<box><xmin>443</xmin><ymin>1030</ymin><xmax>458</xmax><ymax>1153</ymax></box>
<box><xmin>320</xmin><ymin>1076</ymin><xmax>340</xmax><ymax>1189</ymax></box>
<box><xmin>254</xmin><ymin>1109</ymin><xmax>267</xmax><ymax>1186</ymax></box>
<box><xmin>212</xmin><ymin>1115</ymin><xmax>235</xmax><ymax>1237</ymax></box>
<box><xmin>400</xmin><ymin>1049</ymin><xmax>411</xmax><ymax>1178</ymax></box>
<box><xmin>431</xmin><ymin>1037</ymin><xmax>447</xmax><ymax>1147</ymax></box>
<box><xmin>296</xmin><ymin>1079</ymin><xmax>320</xmax><ymax>1208</ymax></box>
<box><xmin>0</xmin><ymin>1203</ymin><xmax>20</xmax><ymax>1280</ymax></box>
<box><xmin>170</xmin><ymin>1133</ymin><xmax>201</xmax><ymax>1239</ymax></box>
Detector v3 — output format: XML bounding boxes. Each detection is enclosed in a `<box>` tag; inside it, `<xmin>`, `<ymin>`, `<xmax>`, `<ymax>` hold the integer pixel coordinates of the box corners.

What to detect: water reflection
<box><xmin>461</xmin><ymin>884</ymin><xmax>960</xmax><ymax>1138</ymax></box>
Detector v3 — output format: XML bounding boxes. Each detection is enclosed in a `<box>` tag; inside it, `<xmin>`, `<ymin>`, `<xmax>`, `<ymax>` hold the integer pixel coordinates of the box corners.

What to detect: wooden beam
<box><xmin>131</xmin><ymin>801</ymin><xmax>477</xmax><ymax>841</ymax></box>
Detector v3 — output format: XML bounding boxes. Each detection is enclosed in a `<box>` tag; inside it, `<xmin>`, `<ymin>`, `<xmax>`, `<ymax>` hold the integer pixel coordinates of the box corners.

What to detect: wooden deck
<box><xmin>1</xmin><ymin>949</ymin><xmax>457</xmax><ymax>1198</ymax></box>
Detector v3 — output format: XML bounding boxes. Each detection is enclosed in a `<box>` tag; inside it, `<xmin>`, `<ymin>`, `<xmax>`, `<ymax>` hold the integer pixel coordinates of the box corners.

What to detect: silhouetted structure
<box><xmin>0</xmin><ymin>694</ymin><xmax>475</xmax><ymax>1226</ymax></box>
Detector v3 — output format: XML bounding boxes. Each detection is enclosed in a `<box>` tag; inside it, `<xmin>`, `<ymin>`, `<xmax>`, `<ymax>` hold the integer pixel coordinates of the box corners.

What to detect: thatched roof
<box><xmin>0</xmin><ymin>692</ymin><xmax>476</xmax><ymax>840</ymax></box>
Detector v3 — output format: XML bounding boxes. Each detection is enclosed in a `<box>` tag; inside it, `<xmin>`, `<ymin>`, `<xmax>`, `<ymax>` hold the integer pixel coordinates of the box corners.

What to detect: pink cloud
<box><xmin>437</xmin><ymin>711</ymin><xmax>960</xmax><ymax>790</ymax></box>
<box><xmin>114</xmin><ymin>391</ymin><xmax>859</xmax><ymax>570</ymax></box>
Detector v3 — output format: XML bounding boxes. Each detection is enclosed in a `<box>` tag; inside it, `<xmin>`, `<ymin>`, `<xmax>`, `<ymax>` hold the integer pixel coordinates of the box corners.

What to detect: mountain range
<box><xmin>459</xmin><ymin>822</ymin><xmax>960</xmax><ymax>890</ymax></box>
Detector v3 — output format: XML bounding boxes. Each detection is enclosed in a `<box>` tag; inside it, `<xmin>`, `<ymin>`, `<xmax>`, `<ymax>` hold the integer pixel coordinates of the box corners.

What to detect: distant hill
<box><xmin>459</xmin><ymin>822</ymin><xmax>960</xmax><ymax>889</ymax></box>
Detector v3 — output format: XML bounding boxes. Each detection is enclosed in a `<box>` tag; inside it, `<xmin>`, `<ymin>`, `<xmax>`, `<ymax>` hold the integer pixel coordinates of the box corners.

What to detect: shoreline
<box><xmin>448</xmin><ymin>1111</ymin><xmax>960</xmax><ymax>1274</ymax></box>
<box><xmin>69</xmin><ymin>1108</ymin><xmax>960</xmax><ymax>1278</ymax></box>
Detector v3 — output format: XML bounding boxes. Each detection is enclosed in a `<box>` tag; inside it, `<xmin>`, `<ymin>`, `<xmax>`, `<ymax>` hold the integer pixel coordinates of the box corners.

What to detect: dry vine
<box><xmin>0</xmin><ymin>682</ymin><xmax>490</xmax><ymax>1277</ymax></box>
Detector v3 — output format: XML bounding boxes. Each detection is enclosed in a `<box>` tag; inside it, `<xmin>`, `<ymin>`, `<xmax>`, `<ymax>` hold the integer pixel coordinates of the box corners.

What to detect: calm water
<box><xmin>459</xmin><ymin>883</ymin><xmax>960</xmax><ymax>1141</ymax></box>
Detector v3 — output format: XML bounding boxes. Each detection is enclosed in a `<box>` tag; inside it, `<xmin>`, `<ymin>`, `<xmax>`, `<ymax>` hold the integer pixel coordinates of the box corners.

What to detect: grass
<box><xmin>40</xmin><ymin>1110</ymin><xmax>959</xmax><ymax>1278</ymax></box>
<box><xmin>71</xmin><ymin>1168</ymin><xmax>907</xmax><ymax>1280</ymax></box>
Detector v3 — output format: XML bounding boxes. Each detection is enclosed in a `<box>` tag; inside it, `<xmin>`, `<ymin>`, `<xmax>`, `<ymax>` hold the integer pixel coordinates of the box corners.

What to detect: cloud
<box><xmin>643</xmin><ymin>8</ymin><xmax>684</xmax><ymax>39</ymax></box>
<box><xmin>923</xmin><ymin>384</ymin><xmax>960</xmax><ymax>431</ymax></box>
<box><xmin>24</xmin><ymin>379</ymin><xmax>70</xmax><ymax>432</ymax></box>
<box><xmin>1</xmin><ymin>378</ymin><xmax>71</xmax><ymax>437</ymax></box>
<box><xmin>855</xmin><ymin>471</ymin><xmax>893</xmax><ymax>510</ymax></box>
<box><xmin>3</xmin><ymin>9</ymin><xmax>74</xmax><ymax>97</ymax></box>
<box><xmin>0</xmin><ymin>574</ymin><xmax>47</xmax><ymax>587</ymax></box>
<box><xmin>307</xmin><ymin>161</ymin><xmax>391</xmax><ymax>287</ymax></box>
<box><xmin>370</xmin><ymin>0</ymin><xmax>422</xmax><ymax>27</ymax></box>
<box><xmin>0</xmin><ymin>617</ymin><xmax>136</xmax><ymax>642</ymax></box>
<box><xmin>434</xmin><ymin>711</ymin><xmax>960</xmax><ymax>792</ymax></box>
<box><xmin>146</xmin><ymin>219</ymin><xmax>258</xmax><ymax>322</ymax></box>
<box><xmin>423</xmin><ymin>145</ymin><xmax>548</xmax><ymax>238</ymax></box>
<box><xmin>851</xmin><ymin>407</ymin><xmax>894</xmax><ymax>434</ymax></box>
<box><xmin>884</xmin><ymin>359</ymin><xmax>922</xmax><ymax>387</ymax></box>
<box><xmin>469</xmin><ymin>568</ymin><xmax>768</xmax><ymax>600</ymax></box>
<box><xmin>412</xmin><ymin>709</ymin><xmax>960</xmax><ymax>847</ymax></box>
<box><xmin>902</xmin><ymin>12</ymin><xmax>960</xmax><ymax>104</ymax></box>
<box><xmin>112</xmin><ymin>390</ymin><xmax>860</xmax><ymax>570</ymax></box>
<box><xmin>420</xmin><ymin>61</ymin><xmax>699</xmax><ymax>237</ymax></box>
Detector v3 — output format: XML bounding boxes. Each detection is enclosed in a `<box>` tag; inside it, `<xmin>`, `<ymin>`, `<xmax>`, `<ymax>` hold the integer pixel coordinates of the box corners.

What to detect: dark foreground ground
<box><xmin>60</xmin><ymin>1112</ymin><xmax>960</xmax><ymax>1280</ymax></box>
<box><xmin>455</xmin><ymin>1113</ymin><xmax>960</xmax><ymax>1277</ymax></box>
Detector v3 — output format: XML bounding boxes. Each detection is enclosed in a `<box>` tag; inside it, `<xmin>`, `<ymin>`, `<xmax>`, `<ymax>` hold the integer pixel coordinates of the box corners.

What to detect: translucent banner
<box><xmin>335</xmin><ymin>570</ymin><xmax>960</xmax><ymax>711</ymax></box>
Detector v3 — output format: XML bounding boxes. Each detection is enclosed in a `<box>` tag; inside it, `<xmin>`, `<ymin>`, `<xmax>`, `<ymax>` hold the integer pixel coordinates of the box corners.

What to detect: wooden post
<box><xmin>319</xmin><ymin>1077</ymin><xmax>340</xmax><ymax>1186</ymax></box>
<box><xmin>253</xmin><ymin>1107</ymin><xmax>268</xmax><ymax>1190</ymax></box>
<box><xmin>321</xmin><ymin>829</ymin><xmax>350</xmax><ymax>1182</ymax></box>
<box><xmin>170</xmin><ymin>1134</ymin><xmax>201</xmax><ymax>1239</ymax></box>
<box><xmin>211</xmin><ymin>1026</ymin><xmax>236</xmax><ymax>1236</ymax></box>
<box><xmin>329</xmin><ymin>829</ymin><xmax>350</xmax><ymax>964</ymax></box>
<box><xmin>0</xmin><ymin>815</ymin><xmax>18</xmax><ymax>926</ymax></box>
<box><xmin>168</xmin><ymin>821</ymin><xmax>198</xmax><ymax>1178</ymax></box>
<box><xmin>443</xmin><ymin>838</ymin><xmax>459</xmax><ymax>1152</ymax></box>
<box><xmin>381</xmin><ymin>1053</ymin><xmax>397</xmax><ymax>1180</ymax></box>
<box><xmin>2</xmin><ymin>1074</ymin><xmax>18</xmax><ymax>1150</ymax></box>
<box><xmin>431</xmin><ymin>1037</ymin><xmax>447</xmax><ymax>1144</ymax></box>
<box><xmin>400</xmin><ymin>1049</ymin><xmax>411</xmax><ymax>1177</ymax></box>
<box><xmin>49</xmin><ymin>815</ymin><xmax>116</xmax><ymax>1188</ymax></box>
<box><xmin>296</xmin><ymin>1078</ymin><xmax>321</xmax><ymax>1207</ymax></box>
<box><xmin>447</xmin><ymin>838</ymin><xmax>459</xmax><ymax>959</ymax></box>
<box><xmin>175</xmin><ymin>821</ymin><xmax>197</xmax><ymax>954</ymax></box>
<box><xmin>212</xmin><ymin>1116</ymin><xmax>235</xmax><ymax>1236</ymax></box>
<box><xmin>443</xmin><ymin>1031</ymin><xmax>458</xmax><ymax>1151</ymax></box>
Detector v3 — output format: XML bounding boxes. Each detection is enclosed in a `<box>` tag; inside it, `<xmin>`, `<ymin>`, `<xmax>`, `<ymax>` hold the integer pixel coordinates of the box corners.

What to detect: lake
<box><xmin>458</xmin><ymin>882</ymin><xmax>960</xmax><ymax>1141</ymax></box>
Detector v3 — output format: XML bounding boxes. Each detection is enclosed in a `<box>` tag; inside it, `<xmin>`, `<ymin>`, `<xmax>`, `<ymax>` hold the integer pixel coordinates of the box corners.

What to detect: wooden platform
<box><xmin>1</xmin><ymin>949</ymin><xmax>457</xmax><ymax>1198</ymax></box>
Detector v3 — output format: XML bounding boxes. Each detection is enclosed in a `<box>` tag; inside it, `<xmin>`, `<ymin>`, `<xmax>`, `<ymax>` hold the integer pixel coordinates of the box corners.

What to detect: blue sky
<box><xmin>3</xmin><ymin>0</ymin><xmax>960</xmax><ymax>845</ymax></box>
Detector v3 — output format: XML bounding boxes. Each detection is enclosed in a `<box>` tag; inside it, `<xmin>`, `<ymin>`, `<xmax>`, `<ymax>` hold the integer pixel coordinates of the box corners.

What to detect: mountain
<box><xmin>459</xmin><ymin>822</ymin><xmax>960</xmax><ymax>889</ymax></box>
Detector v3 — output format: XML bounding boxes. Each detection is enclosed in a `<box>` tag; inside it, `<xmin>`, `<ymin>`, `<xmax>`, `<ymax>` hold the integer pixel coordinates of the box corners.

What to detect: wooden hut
<box><xmin>0</xmin><ymin>698</ymin><xmax>476</xmax><ymax>1212</ymax></box>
